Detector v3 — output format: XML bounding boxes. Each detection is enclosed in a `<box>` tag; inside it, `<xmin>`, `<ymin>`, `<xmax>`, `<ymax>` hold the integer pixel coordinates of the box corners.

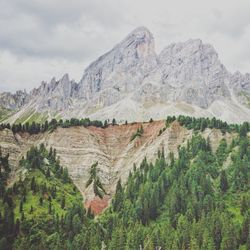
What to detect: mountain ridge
<box><xmin>1</xmin><ymin>26</ymin><xmax>250</xmax><ymax>124</ymax></box>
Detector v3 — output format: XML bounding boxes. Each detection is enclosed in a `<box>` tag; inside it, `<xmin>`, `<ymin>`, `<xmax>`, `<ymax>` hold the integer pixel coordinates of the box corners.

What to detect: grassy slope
<box><xmin>0</xmin><ymin>167</ymin><xmax>83</xmax><ymax>227</ymax></box>
<box><xmin>14</xmin><ymin>110</ymin><xmax>49</xmax><ymax>124</ymax></box>
<box><xmin>0</xmin><ymin>107</ymin><xmax>14</xmax><ymax>122</ymax></box>
<box><xmin>13</xmin><ymin>169</ymin><xmax>82</xmax><ymax>221</ymax></box>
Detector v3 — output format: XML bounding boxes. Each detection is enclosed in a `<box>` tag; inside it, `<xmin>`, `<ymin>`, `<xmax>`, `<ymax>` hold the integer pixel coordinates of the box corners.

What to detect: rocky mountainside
<box><xmin>1</xmin><ymin>27</ymin><xmax>250</xmax><ymax>123</ymax></box>
<box><xmin>0</xmin><ymin>120</ymin><xmax>235</xmax><ymax>214</ymax></box>
<box><xmin>0</xmin><ymin>90</ymin><xmax>29</xmax><ymax>110</ymax></box>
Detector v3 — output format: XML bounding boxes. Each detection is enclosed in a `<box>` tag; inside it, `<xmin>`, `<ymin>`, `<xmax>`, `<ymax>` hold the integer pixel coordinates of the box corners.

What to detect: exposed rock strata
<box><xmin>0</xmin><ymin>121</ymin><xmax>235</xmax><ymax>214</ymax></box>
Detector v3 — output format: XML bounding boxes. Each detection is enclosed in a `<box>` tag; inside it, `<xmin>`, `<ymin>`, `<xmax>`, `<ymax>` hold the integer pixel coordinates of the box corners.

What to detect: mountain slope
<box><xmin>0</xmin><ymin>144</ymin><xmax>84</xmax><ymax>249</ymax></box>
<box><xmin>0</xmin><ymin>118</ymin><xmax>249</xmax><ymax>249</ymax></box>
<box><xmin>99</xmin><ymin>130</ymin><xmax>250</xmax><ymax>249</ymax></box>
<box><xmin>1</xmin><ymin>27</ymin><xmax>250</xmax><ymax>124</ymax></box>
<box><xmin>0</xmin><ymin>118</ymin><xmax>238</xmax><ymax>214</ymax></box>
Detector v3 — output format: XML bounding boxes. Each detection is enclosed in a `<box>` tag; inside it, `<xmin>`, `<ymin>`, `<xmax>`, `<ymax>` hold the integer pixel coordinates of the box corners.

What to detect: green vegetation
<box><xmin>22</xmin><ymin>111</ymin><xmax>49</xmax><ymax>124</ymax></box>
<box><xmin>97</xmin><ymin>131</ymin><xmax>250</xmax><ymax>249</ymax></box>
<box><xmin>130</xmin><ymin>125</ymin><xmax>144</xmax><ymax>141</ymax></box>
<box><xmin>158</xmin><ymin>126</ymin><xmax>166</xmax><ymax>136</ymax></box>
<box><xmin>112</xmin><ymin>118</ymin><xmax>117</xmax><ymax>126</ymax></box>
<box><xmin>165</xmin><ymin>115</ymin><xmax>250</xmax><ymax>136</ymax></box>
<box><xmin>86</xmin><ymin>162</ymin><xmax>106</xmax><ymax>198</ymax></box>
<box><xmin>0</xmin><ymin>117</ymin><xmax>105</xmax><ymax>135</ymax></box>
<box><xmin>0</xmin><ymin>107</ymin><xmax>14</xmax><ymax>123</ymax></box>
<box><xmin>0</xmin><ymin>147</ymin><xmax>11</xmax><ymax>197</ymax></box>
<box><xmin>14</xmin><ymin>109</ymin><xmax>41</xmax><ymax>124</ymax></box>
<box><xmin>1</xmin><ymin>115</ymin><xmax>250</xmax><ymax>139</ymax></box>
<box><xmin>0</xmin><ymin>145</ymin><xmax>85</xmax><ymax>249</ymax></box>
<box><xmin>0</xmin><ymin>115</ymin><xmax>250</xmax><ymax>249</ymax></box>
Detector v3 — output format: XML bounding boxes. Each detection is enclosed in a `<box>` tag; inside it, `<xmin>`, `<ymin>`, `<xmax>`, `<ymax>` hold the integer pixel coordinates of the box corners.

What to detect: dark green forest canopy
<box><xmin>0</xmin><ymin>116</ymin><xmax>249</xmax><ymax>249</ymax></box>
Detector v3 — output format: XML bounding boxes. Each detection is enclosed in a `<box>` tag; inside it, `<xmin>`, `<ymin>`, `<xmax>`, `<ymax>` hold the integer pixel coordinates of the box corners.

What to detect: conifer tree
<box><xmin>240</xmin><ymin>196</ymin><xmax>248</xmax><ymax>215</ymax></box>
<box><xmin>220</xmin><ymin>170</ymin><xmax>228</xmax><ymax>193</ymax></box>
<box><xmin>61</xmin><ymin>196</ymin><xmax>65</xmax><ymax>209</ymax></box>
<box><xmin>86</xmin><ymin>162</ymin><xmax>106</xmax><ymax>198</ymax></box>
<box><xmin>112</xmin><ymin>179</ymin><xmax>124</xmax><ymax>212</ymax></box>
<box><xmin>112</xmin><ymin>118</ymin><xmax>116</xmax><ymax>126</ymax></box>
<box><xmin>19</xmin><ymin>200</ymin><xmax>23</xmax><ymax>213</ymax></box>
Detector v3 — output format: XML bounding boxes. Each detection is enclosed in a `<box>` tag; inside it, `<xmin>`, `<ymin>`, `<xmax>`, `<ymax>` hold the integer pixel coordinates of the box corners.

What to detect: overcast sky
<box><xmin>1</xmin><ymin>0</ymin><xmax>250</xmax><ymax>92</ymax></box>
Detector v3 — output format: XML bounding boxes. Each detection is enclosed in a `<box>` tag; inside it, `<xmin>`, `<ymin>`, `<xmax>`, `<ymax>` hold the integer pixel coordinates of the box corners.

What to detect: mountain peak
<box><xmin>121</xmin><ymin>26</ymin><xmax>154</xmax><ymax>47</ymax></box>
<box><xmin>160</xmin><ymin>38</ymin><xmax>218</xmax><ymax>57</ymax></box>
<box><xmin>127</xmin><ymin>26</ymin><xmax>152</xmax><ymax>36</ymax></box>
<box><xmin>185</xmin><ymin>38</ymin><xmax>202</xmax><ymax>45</ymax></box>
<box><xmin>77</xmin><ymin>26</ymin><xmax>157</xmax><ymax>99</ymax></box>
<box><xmin>61</xmin><ymin>73</ymin><xmax>70</xmax><ymax>83</ymax></box>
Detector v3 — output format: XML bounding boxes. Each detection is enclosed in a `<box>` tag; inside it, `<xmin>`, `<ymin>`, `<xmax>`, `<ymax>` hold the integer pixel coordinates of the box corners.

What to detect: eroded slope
<box><xmin>0</xmin><ymin>121</ymin><xmax>235</xmax><ymax>214</ymax></box>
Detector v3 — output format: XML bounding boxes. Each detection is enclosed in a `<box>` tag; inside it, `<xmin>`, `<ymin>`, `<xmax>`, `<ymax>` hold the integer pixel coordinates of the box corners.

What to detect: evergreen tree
<box><xmin>30</xmin><ymin>205</ymin><xmax>34</xmax><ymax>214</ymax></box>
<box><xmin>61</xmin><ymin>196</ymin><xmax>65</xmax><ymax>209</ymax></box>
<box><xmin>30</xmin><ymin>176</ymin><xmax>36</xmax><ymax>192</ymax></box>
<box><xmin>240</xmin><ymin>196</ymin><xmax>248</xmax><ymax>215</ymax></box>
<box><xmin>104</xmin><ymin>120</ymin><xmax>108</xmax><ymax>127</ymax></box>
<box><xmin>72</xmin><ymin>214</ymin><xmax>81</xmax><ymax>235</ymax></box>
<box><xmin>112</xmin><ymin>118</ymin><xmax>116</xmax><ymax>126</ymax></box>
<box><xmin>48</xmin><ymin>202</ymin><xmax>52</xmax><ymax>214</ymax></box>
<box><xmin>39</xmin><ymin>197</ymin><xmax>43</xmax><ymax>206</ymax></box>
<box><xmin>19</xmin><ymin>200</ymin><xmax>23</xmax><ymax>213</ymax></box>
<box><xmin>0</xmin><ymin>237</ymin><xmax>8</xmax><ymax>250</ymax></box>
<box><xmin>86</xmin><ymin>162</ymin><xmax>106</xmax><ymax>198</ymax></box>
<box><xmin>220</xmin><ymin>170</ymin><xmax>228</xmax><ymax>193</ymax></box>
<box><xmin>112</xmin><ymin>179</ymin><xmax>124</xmax><ymax>212</ymax></box>
<box><xmin>240</xmin><ymin>213</ymin><xmax>249</xmax><ymax>244</ymax></box>
<box><xmin>62</xmin><ymin>168</ymin><xmax>70</xmax><ymax>183</ymax></box>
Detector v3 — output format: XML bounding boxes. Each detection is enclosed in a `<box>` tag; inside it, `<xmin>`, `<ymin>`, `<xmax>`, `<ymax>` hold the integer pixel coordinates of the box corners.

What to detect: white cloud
<box><xmin>0</xmin><ymin>51</ymin><xmax>85</xmax><ymax>92</ymax></box>
<box><xmin>0</xmin><ymin>0</ymin><xmax>250</xmax><ymax>92</ymax></box>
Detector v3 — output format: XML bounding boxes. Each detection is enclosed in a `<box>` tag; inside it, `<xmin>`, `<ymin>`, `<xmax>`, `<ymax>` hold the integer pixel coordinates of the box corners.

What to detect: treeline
<box><xmin>1</xmin><ymin>115</ymin><xmax>250</xmax><ymax>137</ymax></box>
<box><xmin>166</xmin><ymin>115</ymin><xmax>250</xmax><ymax>136</ymax></box>
<box><xmin>0</xmin><ymin>117</ymin><xmax>118</xmax><ymax>135</ymax></box>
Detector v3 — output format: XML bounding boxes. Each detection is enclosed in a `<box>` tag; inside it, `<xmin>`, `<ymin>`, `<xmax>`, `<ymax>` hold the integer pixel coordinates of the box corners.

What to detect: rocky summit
<box><xmin>1</xmin><ymin>26</ymin><xmax>250</xmax><ymax>124</ymax></box>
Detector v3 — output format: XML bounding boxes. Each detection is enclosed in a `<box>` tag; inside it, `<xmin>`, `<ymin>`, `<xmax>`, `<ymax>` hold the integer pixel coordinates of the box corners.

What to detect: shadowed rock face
<box><xmin>2</xmin><ymin>27</ymin><xmax>250</xmax><ymax>124</ymax></box>
<box><xmin>0</xmin><ymin>121</ymin><xmax>235</xmax><ymax>214</ymax></box>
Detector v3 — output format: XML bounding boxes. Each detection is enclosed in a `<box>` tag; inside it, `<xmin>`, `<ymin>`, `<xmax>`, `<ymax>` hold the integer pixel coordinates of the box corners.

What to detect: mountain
<box><xmin>1</xmin><ymin>26</ymin><xmax>250</xmax><ymax>124</ymax></box>
<box><xmin>1</xmin><ymin>25</ymin><xmax>250</xmax><ymax>250</ymax></box>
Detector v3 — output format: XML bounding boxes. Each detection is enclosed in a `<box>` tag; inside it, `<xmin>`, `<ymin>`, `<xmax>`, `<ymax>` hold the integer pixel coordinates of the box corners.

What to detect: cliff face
<box><xmin>2</xmin><ymin>27</ymin><xmax>250</xmax><ymax>124</ymax></box>
<box><xmin>0</xmin><ymin>90</ymin><xmax>29</xmax><ymax>110</ymax></box>
<box><xmin>0</xmin><ymin>120</ymin><xmax>235</xmax><ymax>214</ymax></box>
